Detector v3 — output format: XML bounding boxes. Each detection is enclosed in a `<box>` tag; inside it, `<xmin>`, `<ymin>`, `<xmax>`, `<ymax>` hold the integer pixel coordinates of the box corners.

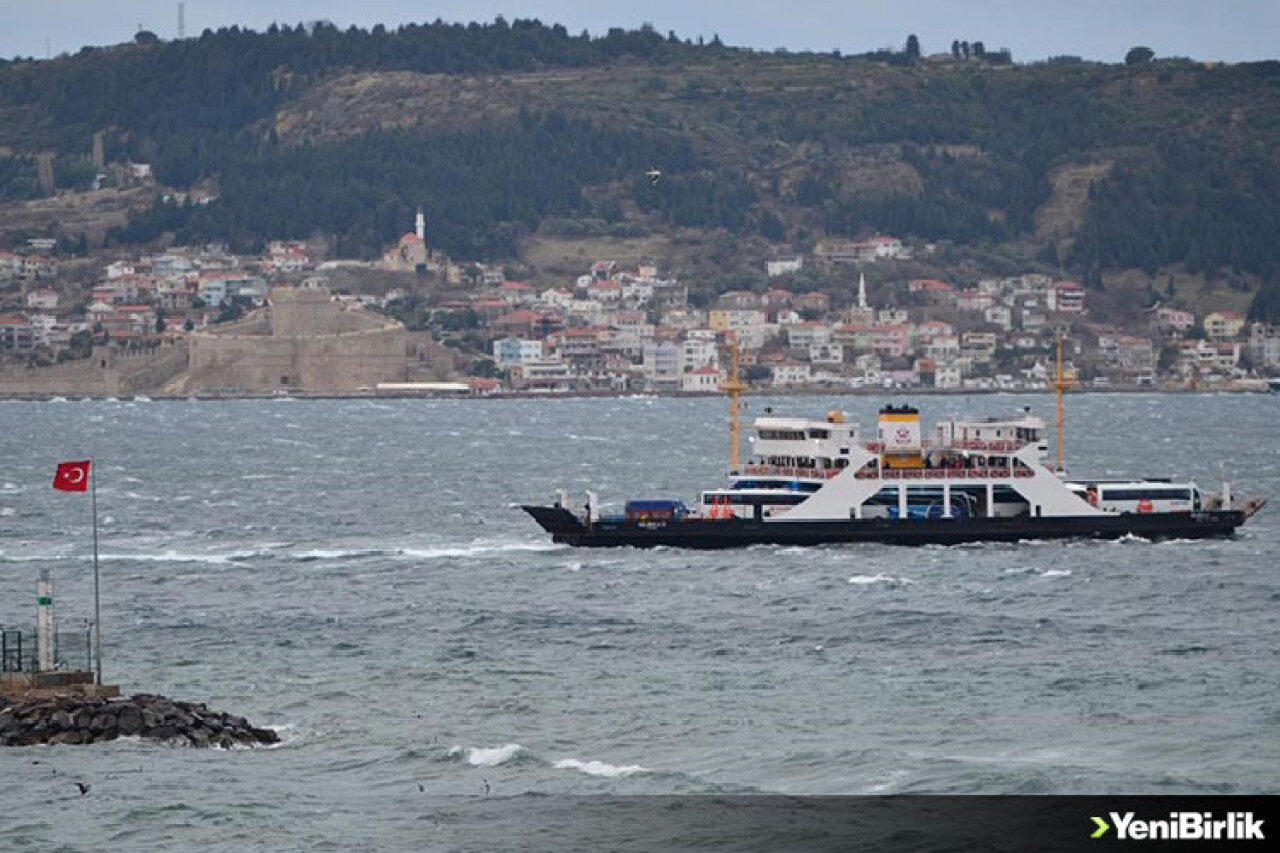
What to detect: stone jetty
<box><xmin>0</xmin><ymin>693</ymin><xmax>280</xmax><ymax>748</ymax></box>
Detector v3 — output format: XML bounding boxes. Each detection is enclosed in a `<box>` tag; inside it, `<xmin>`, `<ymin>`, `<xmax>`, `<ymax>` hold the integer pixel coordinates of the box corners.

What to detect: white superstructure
<box><xmin>702</xmin><ymin>404</ymin><xmax>1134</xmax><ymax>522</ymax></box>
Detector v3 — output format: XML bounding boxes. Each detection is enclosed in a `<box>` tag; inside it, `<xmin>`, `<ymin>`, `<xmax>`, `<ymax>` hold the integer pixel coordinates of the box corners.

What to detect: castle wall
<box><xmin>187</xmin><ymin>287</ymin><xmax>406</xmax><ymax>393</ymax></box>
<box><xmin>0</xmin><ymin>345</ymin><xmax>188</xmax><ymax>397</ymax></box>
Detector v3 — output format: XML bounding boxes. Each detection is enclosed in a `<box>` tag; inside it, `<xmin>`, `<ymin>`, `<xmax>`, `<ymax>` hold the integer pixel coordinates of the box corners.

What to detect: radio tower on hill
<box><xmin>178</xmin><ymin>2</ymin><xmax>186</xmax><ymax>39</ymax></box>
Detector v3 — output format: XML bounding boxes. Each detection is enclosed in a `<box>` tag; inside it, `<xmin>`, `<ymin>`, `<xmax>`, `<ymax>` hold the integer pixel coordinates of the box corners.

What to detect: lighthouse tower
<box><xmin>858</xmin><ymin>271</ymin><xmax>868</xmax><ymax>310</ymax></box>
<box><xmin>415</xmin><ymin>207</ymin><xmax>426</xmax><ymax>242</ymax></box>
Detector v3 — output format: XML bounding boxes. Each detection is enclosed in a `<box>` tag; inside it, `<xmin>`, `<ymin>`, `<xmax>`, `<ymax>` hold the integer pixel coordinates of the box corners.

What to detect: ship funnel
<box><xmin>878</xmin><ymin>404</ymin><xmax>923</xmax><ymax>469</ymax></box>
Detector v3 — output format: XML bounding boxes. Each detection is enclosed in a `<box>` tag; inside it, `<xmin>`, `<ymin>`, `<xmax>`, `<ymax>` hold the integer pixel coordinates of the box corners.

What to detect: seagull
<box><xmin>645</xmin><ymin>167</ymin><xmax>662</xmax><ymax>186</ymax></box>
<box><xmin>75</xmin><ymin>782</ymin><xmax>91</xmax><ymax>796</ymax></box>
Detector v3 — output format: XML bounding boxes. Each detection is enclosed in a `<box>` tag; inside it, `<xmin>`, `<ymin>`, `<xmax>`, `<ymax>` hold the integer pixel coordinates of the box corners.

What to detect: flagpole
<box><xmin>91</xmin><ymin>456</ymin><xmax>102</xmax><ymax>686</ymax></box>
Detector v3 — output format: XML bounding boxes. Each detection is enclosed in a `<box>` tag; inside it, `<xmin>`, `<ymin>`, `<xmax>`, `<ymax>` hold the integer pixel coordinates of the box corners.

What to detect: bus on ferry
<box><xmin>1088</xmin><ymin>482</ymin><xmax>1201</xmax><ymax>514</ymax></box>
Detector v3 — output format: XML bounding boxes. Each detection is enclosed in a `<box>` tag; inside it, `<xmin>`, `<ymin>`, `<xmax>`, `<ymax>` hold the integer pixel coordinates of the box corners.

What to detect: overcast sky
<box><xmin>3</xmin><ymin>1</ymin><xmax>1277</xmax><ymax>64</ymax></box>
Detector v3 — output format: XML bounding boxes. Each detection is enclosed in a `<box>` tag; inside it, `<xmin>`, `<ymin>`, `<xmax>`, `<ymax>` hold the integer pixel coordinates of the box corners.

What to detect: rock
<box><xmin>0</xmin><ymin>693</ymin><xmax>278</xmax><ymax>748</ymax></box>
<box><xmin>248</xmin><ymin>726</ymin><xmax>280</xmax><ymax>745</ymax></box>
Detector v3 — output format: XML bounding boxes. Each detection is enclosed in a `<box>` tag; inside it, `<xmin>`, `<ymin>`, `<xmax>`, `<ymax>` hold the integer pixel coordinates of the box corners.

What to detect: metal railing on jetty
<box><xmin>1</xmin><ymin>624</ymin><xmax>92</xmax><ymax>675</ymax></box>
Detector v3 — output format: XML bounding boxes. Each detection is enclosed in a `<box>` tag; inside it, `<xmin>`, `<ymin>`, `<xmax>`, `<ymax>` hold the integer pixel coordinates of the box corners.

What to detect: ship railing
<box><xmin>855</xmin><ymin>466</ymin><xmax>1036</xmax><ymax>480</ymax></box>
<box><xmin>863</xmin><ymin>439</ymin><xmax>1026</xmax><ymax>453</ymax></box>
<box><xmin>742</xmin><ymin>465</ymin><xmax>842</xmax><ymax>479</ymax></box>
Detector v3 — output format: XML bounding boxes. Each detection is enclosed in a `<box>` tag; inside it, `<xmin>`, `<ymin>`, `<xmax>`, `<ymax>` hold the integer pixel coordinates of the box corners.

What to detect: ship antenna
<box><xmin>1054</xmin><ymin>331</ymin><xmax>1067</xmax><ymax>473</ymax></box>
<box><xmin>724</xmin><ymin>338</ymin><xmax>744</xmax><ymax>474</ymax></box>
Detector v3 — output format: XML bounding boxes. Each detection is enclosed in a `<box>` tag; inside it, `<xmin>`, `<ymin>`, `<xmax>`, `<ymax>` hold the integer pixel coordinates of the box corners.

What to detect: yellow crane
<box><xmin>723</xmin><ymin>340</ymin><xmax>744</xmax><ymax>474</ymax></box>
<box><xmin>1053</xmin><ymin>332</ymin><xmax>1075</xmax><ymax>473</ymax></box>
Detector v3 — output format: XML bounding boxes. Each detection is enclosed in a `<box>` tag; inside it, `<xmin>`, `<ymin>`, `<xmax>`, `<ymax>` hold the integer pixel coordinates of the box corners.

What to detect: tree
<box><xmin>1125</xmin><ymin>46</ymin><xmax>1155</xmax><ymax>65</ymax></box>
<box><xmin>960</xmin><ymin>41</ymin><xmax>970</xmax><ymax>60</ymax></box>
<box><xmin>155</xmin><ymin>309</ymin><xmax>166</xmax><ymax>333</ymax></box>
<box><xmin>905</xmin><ymin>34</ymin><xmax>920</xmax><ymax>60</ymax></box>
<box><xmin>134</xmin><ymin>30</ymin><xmax>160</xmax><ymax>45</ymax></box>
<box><xmin>760</xmin><ymin>210</ymin><xmax>785</xmax><ymax>241</ymax></box>
<box><xmin>972</xmin><ymin>41</ymin><xmax>986</xmax><ymax>58</ymax></box>
<box><xmin>951</xmin><ymin>39</ymin><xmax>960</xmax><ymax>59</ymax></box>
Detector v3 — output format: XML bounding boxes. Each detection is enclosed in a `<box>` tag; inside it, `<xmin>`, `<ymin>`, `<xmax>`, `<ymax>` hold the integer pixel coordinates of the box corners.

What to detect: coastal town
<box><xmin>1</xmin><ymin>218</ymin><xmax>1277</xmax><ymax>397</ymax></box>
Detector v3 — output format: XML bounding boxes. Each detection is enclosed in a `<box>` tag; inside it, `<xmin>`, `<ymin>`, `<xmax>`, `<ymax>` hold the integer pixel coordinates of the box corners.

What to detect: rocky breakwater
<box><xmin>0</xmin><ymin>693</ymin><xmax>280</xmax><ymax>747</ymax></box>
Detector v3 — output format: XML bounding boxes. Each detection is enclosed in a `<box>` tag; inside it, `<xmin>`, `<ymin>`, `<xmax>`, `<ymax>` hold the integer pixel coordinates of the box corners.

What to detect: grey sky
<box><xmin>3</xmin><ymin>1</ymin><xmax>1276</xmax><ymax>64</ymax></box>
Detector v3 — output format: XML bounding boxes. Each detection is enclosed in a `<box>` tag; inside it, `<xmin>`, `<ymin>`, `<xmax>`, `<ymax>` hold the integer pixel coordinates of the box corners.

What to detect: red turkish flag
<box><xmin>53</xmin><ymin>460</ymin><xmax>91</xmax><ymax>492</ymax></box>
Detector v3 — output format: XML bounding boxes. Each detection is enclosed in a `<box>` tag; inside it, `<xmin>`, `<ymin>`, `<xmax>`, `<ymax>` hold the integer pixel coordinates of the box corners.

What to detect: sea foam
<box><xmin>554</xmin><ymin>758</ymin><xmax>650</xmax><ymax>778</ymax></box>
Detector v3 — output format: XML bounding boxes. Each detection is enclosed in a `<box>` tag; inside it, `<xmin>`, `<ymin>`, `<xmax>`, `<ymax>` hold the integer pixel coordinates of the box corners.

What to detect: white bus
<box><xmin>1090</xmin><ymin>482</ymin><xmax>1201</xmax><ymax>514</ymax></box>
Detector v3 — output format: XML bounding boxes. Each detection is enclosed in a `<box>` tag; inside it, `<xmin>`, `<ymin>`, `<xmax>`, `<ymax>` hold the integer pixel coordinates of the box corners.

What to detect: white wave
<box><xmin>257</xmin><ymin>722</ymin><xmax>302</xmax><ymax>749</ymax></box>
<box><xmin>554</xmin><ymin>758</ymin><xmax>650</xmax><ymax>778</ymax></box>
<box><xmin>1040</xmin><ymin>569</ymin><xmax>1072</xmax><ymax>578</ymax></box>
<box><xmin>291</xmin><ymin>548</ymin><xmax>382</xmax><ymax>561</ymax></box>
<box><xmin>847</xmin><ymin>573</ymin><xmax>914</xmax><ymax>586</ymax></box>
<box><xmin>0</xmin><ymin>507</ymin><xmax>14</xmax><ymax>517</ymax></box>
<box><xmin>0</xmin><ymin>549</ymin><xmax>262</xmax><ymax>565</ymax></box>
<box><xmin>398</xmin><ymin>542</ymin><xmax>563</xmax><ymax>560</ymax></box>
<box><xmin>450</xmin><ymin>743</ymin><xmax>525</xmax><ymax>767</ymax></box>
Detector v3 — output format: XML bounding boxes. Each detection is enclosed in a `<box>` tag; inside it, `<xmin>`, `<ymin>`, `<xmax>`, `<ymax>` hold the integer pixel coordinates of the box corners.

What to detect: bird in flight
<box><xmin>76</xmin><ymin>782</ymin><xmax>92</xmax><ymax>796</ymax></box>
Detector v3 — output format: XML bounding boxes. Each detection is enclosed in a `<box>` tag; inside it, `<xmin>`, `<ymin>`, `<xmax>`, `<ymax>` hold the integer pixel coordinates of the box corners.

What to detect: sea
<box><xmin>0</xmin><ymin>393</ymin><xmax>1276</xmax><ymax>851</ymax></box>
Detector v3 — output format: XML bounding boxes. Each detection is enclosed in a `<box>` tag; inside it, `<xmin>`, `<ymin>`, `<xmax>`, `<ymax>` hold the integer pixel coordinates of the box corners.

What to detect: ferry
<box><xmin>523</xmin><ymin>348</ymin><xmax>1264</xmax><ymax>549</ymax></box>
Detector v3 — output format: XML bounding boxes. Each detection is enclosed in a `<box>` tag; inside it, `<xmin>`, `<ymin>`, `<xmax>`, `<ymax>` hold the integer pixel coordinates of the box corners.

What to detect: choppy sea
<box><xmin>0</xmin><ymin>393</ymin><xmax>1277</xmax><ymax>850</ymax></box>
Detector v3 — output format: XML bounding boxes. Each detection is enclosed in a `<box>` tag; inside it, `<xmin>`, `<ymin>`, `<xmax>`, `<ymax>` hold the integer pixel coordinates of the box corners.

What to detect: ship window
<box><xmin>1099</xmin><ymin>487</ymin><xmax>1191</xmax><ymax>501</ymax></box>
<box><xmin>758</xmin><ymin>429</ymin><xmax>807</xmax><ymax>441</ymax></box>
<box><xmin>807</xmin><ymin>428</ymin><xmax>830</xmax><ymax>439</ymax></box>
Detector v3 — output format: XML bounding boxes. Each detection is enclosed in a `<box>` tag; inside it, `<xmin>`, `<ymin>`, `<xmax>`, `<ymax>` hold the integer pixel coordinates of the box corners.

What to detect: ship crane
<box><xmin>722</xmin><ymin>339</ymin><xmax>744</xmax><ymax>475</ymax></box>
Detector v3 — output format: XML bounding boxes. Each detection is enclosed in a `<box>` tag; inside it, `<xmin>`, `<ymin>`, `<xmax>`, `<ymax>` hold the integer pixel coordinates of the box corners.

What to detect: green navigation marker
<box><xmin>1091</xmin><ymin>816</ymin><xmax>1110</xmax><ymax>839</ymax></box>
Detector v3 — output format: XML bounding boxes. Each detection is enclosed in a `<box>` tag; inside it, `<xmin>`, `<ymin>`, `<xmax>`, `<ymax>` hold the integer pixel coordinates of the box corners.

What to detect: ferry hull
<box><xmin>522</xmin><ymin>505</ymin><xmax>1248</xmax><ymax>549</ymax></box>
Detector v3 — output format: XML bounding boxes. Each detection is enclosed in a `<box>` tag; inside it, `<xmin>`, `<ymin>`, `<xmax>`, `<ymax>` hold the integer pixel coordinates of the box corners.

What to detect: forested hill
<box><xmin>3</xmin><ymin>20</ymin><xmax>1280</xmax><ymax>306</ymax></box>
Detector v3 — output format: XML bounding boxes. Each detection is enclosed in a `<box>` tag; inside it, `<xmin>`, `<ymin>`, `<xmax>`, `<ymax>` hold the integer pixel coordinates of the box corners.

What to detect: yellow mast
<box><xmin>724</xmin><ymin>340</ymin><xmax>744</xmax><ymax>473</ymax></box>
<box><xmin>1054</xmin><ymin>332</ymin><xmax>1067</xmax><ymax>473</ymax></box>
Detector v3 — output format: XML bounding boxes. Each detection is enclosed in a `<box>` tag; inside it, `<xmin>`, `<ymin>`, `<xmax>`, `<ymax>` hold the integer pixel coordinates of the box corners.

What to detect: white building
<box><xmin>787</xmin><ymin>322</ymin><xmax>832</xmax><ymax>349</ymax></box>
<box><xmin>25</xmin><ymin>288</ymin><xmax>58</xmax><ymax>311</ymax></box>
<box><xmin>772</xmin><ymin>362</ymin><xmax>812</xmax><ymax>386</ymax></box>
<box><xmin>680</xmin><ymin>338</ymin><xmax>718</xmax><ymax>373</ymax></box>
<box><xmin>877</xmin><ymin>307</ymin><xmax>909</xmax><ymax>326</ymax></box>
<box><xmin>934</xmin><ymin>364</ymin><xmax>963</xmax><ymax>389</ymax></box>
<box><xmin>680</xmin><ymin>366</ymin><xmax>722</xmax><ymax>393</ymax></box>
<box><xmin>809</xmin><ymin>342</ymin><xmax>844</xmax><ymax>365</ymax></box>
<box><xmin>984</xmin><ymin>305</ymin><xmax>1013</xmax><ymax>331</ymax></box>
<box><xmin>766</xmin><ymin>257</ymin><xmax>804</xmax><ymax>277</ymax></box>
<box><xmin>493</xmin><ymin>337</ymin><xmax>544</xmax><ymax>366</ymax></box>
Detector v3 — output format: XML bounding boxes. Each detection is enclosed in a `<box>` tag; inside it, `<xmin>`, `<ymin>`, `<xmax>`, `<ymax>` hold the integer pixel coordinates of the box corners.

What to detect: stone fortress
<box><xmin>186</xmin><ymin>282</ymin><xmax>406</xmax><ymax>394</ymax></box>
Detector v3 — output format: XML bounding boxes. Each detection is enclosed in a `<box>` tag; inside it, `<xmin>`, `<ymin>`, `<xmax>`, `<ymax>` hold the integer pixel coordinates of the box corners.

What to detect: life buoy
<box><xmin>1087</xmin><ymin>489</ymin><xmax>1098</xmax><ymax>507</ymax></box>
<box><xmin>1137</xmin><ymin>498</ymin><xmax>1154</xmax><ymax>513</ymax></box>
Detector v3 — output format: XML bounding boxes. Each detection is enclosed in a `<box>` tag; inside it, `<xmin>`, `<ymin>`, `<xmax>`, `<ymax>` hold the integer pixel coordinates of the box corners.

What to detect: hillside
<box><xmin>2</xmin><ymin>21</ymin><xmax>1280</xmax><ymax>312</ymax></box>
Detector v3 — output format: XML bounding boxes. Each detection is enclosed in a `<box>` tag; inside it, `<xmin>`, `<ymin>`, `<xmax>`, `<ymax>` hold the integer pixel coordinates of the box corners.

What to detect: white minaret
<box><xmin>858</xmin><ymin>271</ymin><xmax>868</xmax><ymax>310</ymax></box>
<box><xmin>415</xmin><ymin>206</ymin><xmax>425</xmax><ymax>242</ymax></box>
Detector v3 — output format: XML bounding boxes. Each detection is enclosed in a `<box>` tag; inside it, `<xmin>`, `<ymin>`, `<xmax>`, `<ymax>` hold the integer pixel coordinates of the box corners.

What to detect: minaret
<box><xmin>858</xmin><ymin>271</ymin><xmax>868</xmax><ymax>310</ymax></box>
<box><xmin>415</xmin><ymin>206</ymin><xmax>425</xmax><ymax>242</ymax></box>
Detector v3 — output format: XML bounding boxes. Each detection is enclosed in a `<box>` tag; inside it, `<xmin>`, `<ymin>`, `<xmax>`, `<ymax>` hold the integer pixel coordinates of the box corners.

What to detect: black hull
<box><xmin>522</xmin><ymin>505</ymin><xmax>1247</xmax><ymax>549</ymax></box>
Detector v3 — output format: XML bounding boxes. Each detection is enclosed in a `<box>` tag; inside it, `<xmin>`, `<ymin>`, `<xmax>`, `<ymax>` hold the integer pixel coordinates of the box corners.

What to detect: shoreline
<box><xmin>0</xmin><ymin>387</ymin><xmax>1275</xmax><ymax>403</ymax></box>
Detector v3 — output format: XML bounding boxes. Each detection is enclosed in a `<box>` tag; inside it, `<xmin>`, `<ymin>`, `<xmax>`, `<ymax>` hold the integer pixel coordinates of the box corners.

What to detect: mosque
<box><xmin>379</xmin><ymin>207</ymin><xmax>458</xmax><ymax>282</ymax></box>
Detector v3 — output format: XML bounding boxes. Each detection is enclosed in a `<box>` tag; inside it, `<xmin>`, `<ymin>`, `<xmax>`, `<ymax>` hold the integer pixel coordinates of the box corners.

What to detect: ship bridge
<box><xmin>745</xmin><ymin>411</ymin><xmax>860</xmax><ymax>480</ymax></box>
